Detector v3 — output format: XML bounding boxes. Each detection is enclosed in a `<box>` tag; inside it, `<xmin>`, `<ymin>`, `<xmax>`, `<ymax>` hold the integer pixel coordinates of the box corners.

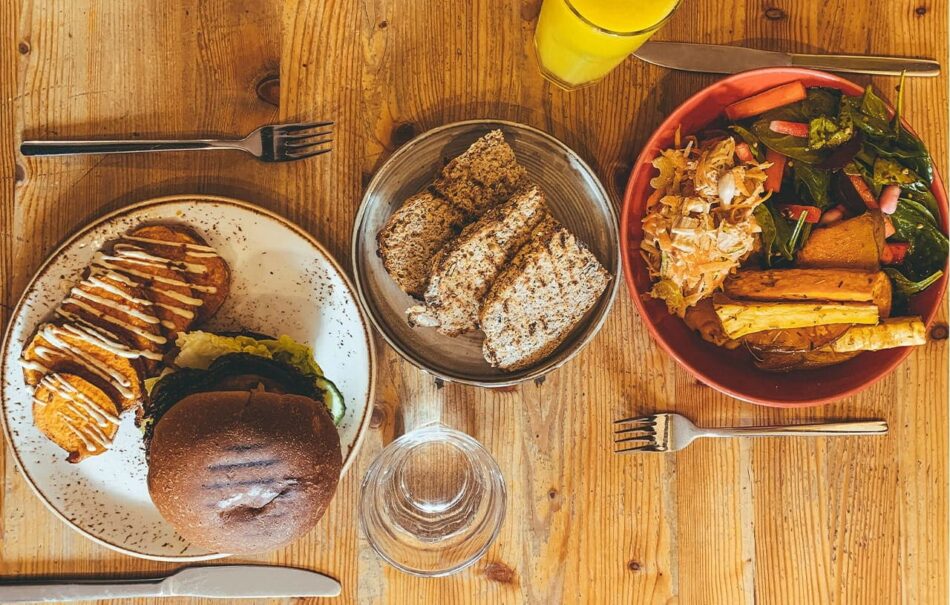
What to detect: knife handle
<box><xmin>0</xmin><ymin>579</ymin><xmax>164</xmax><ymax>603</ymax></box>
<box><xmin>790</xmin><ymin>53</ymin><xmax>940</xmax><ymax>77</ymax></box>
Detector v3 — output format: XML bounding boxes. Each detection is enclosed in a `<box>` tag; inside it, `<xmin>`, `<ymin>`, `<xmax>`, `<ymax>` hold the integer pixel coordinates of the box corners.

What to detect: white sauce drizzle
<box><xmin>120</xmin><ymin>234</ymin><xmax>219</xmax><ymax>257</ymax></box>
<box><xmin>29</xmin><ymin>326</ymin><xmax>136</xmax><ymax>399</ymax></box>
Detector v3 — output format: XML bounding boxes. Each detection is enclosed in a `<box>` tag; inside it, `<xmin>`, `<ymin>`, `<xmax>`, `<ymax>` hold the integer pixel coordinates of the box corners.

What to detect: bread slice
<box><xmin>33</xmin><ymin>372</ymin><xmax>120</xmax><ymax>463</ymax></box>
<box><xmin>376</xmin><ymin>191</ymin><xmax>465</xmax><ymax>298</ymax></box>
<box><xmin>433</xmin><ymin>130</ymin><xmax>528</xmax><ymax>217</ymax></box>
<box><xmin>480</xmin><ymin>221</ymin><xmax>610</xmax><ymax>371</ymax></box>
<box><xmin>120</xmin><ymin>224</ymin><xmax>231</xmax><ymax>323</ymax></box>
<box><xmin>407</xmin><ymin>185</ymin><xmax>548</xmax><ymax>336</ymax></box>
<box><xmin>21</xmin><ymin>323</ymin><xmax>145</xmax><ymax>412</ymax></box>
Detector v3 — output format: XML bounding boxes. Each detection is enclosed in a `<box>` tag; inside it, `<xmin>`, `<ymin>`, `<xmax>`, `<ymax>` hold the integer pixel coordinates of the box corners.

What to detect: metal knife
<box><xmin>634</xmin><ymin>41</ymin><xmax>940</xmax><ymax>77</ymax></box>
<box><xmin>0</xmin><ymin>565</ymin><xmax>341</xmax><ymax>602</ymax></box>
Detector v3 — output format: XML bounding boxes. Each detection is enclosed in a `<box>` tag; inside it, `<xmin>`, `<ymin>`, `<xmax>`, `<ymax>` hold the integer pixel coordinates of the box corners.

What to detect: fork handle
<box><xmin>704</xmin><ymin>420</ymin><xmax>887</xmax><ymax>438</ymax></box>
<box><xmin>20</xmin><ymin>140</ymin><xmax>238</xmax><ymax>157</ymax></box>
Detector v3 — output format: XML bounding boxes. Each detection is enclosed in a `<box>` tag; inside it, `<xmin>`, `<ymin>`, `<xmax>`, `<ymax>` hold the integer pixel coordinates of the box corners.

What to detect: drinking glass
<box><xmin>534</xmin><ymin>0</ymin><xmax>682</xmax><ymax>90</ymax></box>
<box><xmin>359</xmin><ymin>424</ymin><xmax>507</xmax><ymax>576</ymax></box>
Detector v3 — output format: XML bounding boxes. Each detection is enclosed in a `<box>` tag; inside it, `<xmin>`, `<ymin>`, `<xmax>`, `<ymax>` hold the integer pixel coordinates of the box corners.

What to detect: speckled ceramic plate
<box><xmin>353</xmin><ymin>120</ymin><xmax>620</xmax><ymax>386</ymax></box>
<box><xmin>0</xmin><ymin>195</ymin><xmax>376</xmax><ymax>561</ymax></box>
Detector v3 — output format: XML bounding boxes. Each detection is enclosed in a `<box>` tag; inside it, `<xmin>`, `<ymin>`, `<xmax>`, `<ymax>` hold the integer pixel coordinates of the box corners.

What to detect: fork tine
<box><xmin>276</xmin><ymin>121</ymin><xmax>334</xmax><ymax>133</ymax></box>
<box><xmin>614</xmin><ymin>444</ymin><xmax>661</xmax><ymax>454</ymax></box>
<box><xmin>613</xmin><ymin>414</ymin><xmax>656</xmax><ymax>425</ymax></box>
<box><xmin>282</xmin><ymin>132</ymin><xmax>334</xmax><ymax>148</ymax></box>
<box><xmin>283</xmin><ymin>147</ymin><xmax>332</xmax><ymax>161</ymax></box>
<box><xmin>614</xmin><ymin>433</ymin><xmax>655</xmax><ymax>445</ymax></box>
<box><xmin>614</xmin><ymin>423</ymin><xmax>655</xmax><ymax>435</ymax></box>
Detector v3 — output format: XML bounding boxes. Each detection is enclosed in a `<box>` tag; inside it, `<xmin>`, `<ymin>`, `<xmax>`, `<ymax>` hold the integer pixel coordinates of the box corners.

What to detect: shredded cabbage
<box><xmin>641</xmin><ymin>136</ymin><xmax>772</xmax><ymax>317</ymax></box>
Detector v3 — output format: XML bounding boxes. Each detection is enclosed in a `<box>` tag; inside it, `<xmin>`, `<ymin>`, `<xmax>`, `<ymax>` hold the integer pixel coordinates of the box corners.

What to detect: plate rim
<box><xmin>351</xmin><ymin>118</ymin><xmax>621</xmax><ymax>387</ymax></box>
<box><xmin>0</xmin><ymin>193</ymin><xmax>377</xmax><ymax>561</ymax></box>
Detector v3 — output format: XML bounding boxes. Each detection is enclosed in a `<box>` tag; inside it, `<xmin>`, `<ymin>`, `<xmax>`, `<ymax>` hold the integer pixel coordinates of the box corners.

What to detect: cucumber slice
<box><xmin>315</xmin><ymin>375</ymin><xmax>345</xmax><ymax>425</ymax></box>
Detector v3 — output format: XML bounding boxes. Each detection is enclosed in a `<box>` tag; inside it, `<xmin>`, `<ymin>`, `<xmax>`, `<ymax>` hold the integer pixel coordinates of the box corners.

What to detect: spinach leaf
<box><xmin>844</xmin><ymin>160</ymin><xmax>881</xmax><ymax>197</ymax></box>
<box><xmin>842</xmin><ymin>86</ymin><xmax>893</xmax><ymax>139</ymax></box>
<box><xmin>753</xmin><ymin>204</ymin><xmax>778</xmax><ymax>267</ymax></box>
<box><xmin>883</xmin><ymin>267</ymin><xmax>944</xmax><ymax>297</ymax></box>
<box><xmin>752</xmin><ymin>119</ymin><xmax>827</xmax><ymax>164</ymax></box>
<box><xmin>808</xmin><ymin>113</ymin><xmax>854</xmax><ymax>150</ymax></box>
<box><xmin>872</xmin><ymin>157</ymin><xmax>920</xmax><ymax>187</ymax></box>
<box><xmin>728</xmin><ymin>125</ymin><xmax>764</xmax><ymax>161</ymax></box>
<box><xmin>755</xmin><ymin>203</ymin><xmax>808</xmax><ymax>265</ymax></box>
<box><xmin>901</xmin><ymin>187</ymin><xmax>939</xmax><ymax>217</ymax></box>
<box><xmin>793</xmin><ymin>162</ymin><xmax>832</xmax><ymax>208</ymax></box>
<box><xmin>749</xmin><ymin>88</ymin><xmax>844</xmax><ymax>164</ymax></box>
<box><xmin>889</xmin><ymin>198</ymin><xmax>949</xmax><ymax>280</ymax></box>
<box><xmin>800</xmin><ymin>87</ymin><xmax>841</xmax><ymax>119</ymax></box>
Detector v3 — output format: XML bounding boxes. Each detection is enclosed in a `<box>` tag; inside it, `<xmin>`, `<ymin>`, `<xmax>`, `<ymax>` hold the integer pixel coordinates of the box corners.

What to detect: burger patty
<box><xmin>143</xmin><ymin>353</ymin><xmax>323</xmax><ymax>447</ymax></box>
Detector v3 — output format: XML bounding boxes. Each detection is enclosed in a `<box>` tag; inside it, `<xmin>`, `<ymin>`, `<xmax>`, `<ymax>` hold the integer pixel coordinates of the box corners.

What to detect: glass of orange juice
<box><xmin>534</xmin><ymin>0</ymin><xmax>681</xmax><ymax>90</ymax></box>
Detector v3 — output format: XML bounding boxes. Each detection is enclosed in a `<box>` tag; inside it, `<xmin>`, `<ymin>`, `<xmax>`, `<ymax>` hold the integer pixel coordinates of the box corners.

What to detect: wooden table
<box><xmin>1</xmin><ymin>0</ymin><xmax>946</xmax><ymax>603</ymax></box>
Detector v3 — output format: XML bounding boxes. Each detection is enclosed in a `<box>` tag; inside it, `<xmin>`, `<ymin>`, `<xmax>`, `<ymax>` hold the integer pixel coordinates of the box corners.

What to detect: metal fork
<box><xmin>20</xmin><ymin>121</ymin><xmax>333</xmax><ymax>162</ymax></box>
<box><xmin>614</xmin><ymin>413</ymin><xmax>887</xmax><ymax>453</ymax></box>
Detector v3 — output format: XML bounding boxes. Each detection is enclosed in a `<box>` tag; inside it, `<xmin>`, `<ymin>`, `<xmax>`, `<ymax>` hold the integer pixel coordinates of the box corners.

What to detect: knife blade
<box><xmin>0</xmin><ymin>565</ymin><xmax>342</xmax><ymax>602</ymax></box>
<box><xmin>634</xmin><ymin>41</ymin><xmax>940</xmax><ymax>77</ymax></box>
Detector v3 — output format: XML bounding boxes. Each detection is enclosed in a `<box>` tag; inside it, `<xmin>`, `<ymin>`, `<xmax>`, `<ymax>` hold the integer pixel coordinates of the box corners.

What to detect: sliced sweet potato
<box><xmin>796</xmin><ymin>211</ymin><xmax>884</xmax><ymax>271</ymax></box>
<box><xmin>95</xmin><ymin>241</ymin><xmax>200</xmax><ymax>340</ymax></box>
<box><xmin>33</xmin><ymin>372</ymin><xmax>120</xmax><ymax>463</ymax></box>
<box><xmin>21</xmin><ymin>323</ymin><xmax>144</xmax><ymax>411</ymax></box>
<box><xmin>57</xmin><ymin>272</ymin><xmax>166</xmax><ymax>372</ymax></box>
<box><xmin>123</xmin><ymin>224</ymin><xmax>230</xmax><ymax>323</ymax></box>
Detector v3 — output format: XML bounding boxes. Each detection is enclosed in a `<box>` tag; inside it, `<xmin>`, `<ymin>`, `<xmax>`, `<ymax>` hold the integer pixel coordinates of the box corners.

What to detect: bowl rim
<box><xmin>352</xmin><ymin>118</ymin><xmax>621</xmax><ymax>387</ymax></box>
<box><xmin>619</xmin><ymin>67</ymin><xmax>949</xmax><ymax>407</ymax></box>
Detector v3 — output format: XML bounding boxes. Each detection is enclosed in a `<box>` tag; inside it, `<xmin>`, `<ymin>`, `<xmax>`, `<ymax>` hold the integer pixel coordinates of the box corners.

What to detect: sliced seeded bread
<box><xmin>433</xmin><ymin>130</ymin><xmax>528</xmax><ymax>217</ymax></box>
<box><xmin>376</xmin><ymin>191</ymin><xmax>466</xmax><ymax>298</ymax></box>
<box><xmin>480</xmin><ymin>221</ymin><xmax>610</xmax><ymax>371</ymax></box>
<box><xmin>407</xmin><ymin>185</ymin><xmax>548</xmax><ymax>336</ymax></box>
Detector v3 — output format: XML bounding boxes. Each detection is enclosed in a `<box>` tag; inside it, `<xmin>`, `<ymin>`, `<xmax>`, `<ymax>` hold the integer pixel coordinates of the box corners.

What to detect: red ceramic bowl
<box><xmin>621</xmin><ymin>67</ymin><xmax>948</xmax><ymax>407</ymax></box>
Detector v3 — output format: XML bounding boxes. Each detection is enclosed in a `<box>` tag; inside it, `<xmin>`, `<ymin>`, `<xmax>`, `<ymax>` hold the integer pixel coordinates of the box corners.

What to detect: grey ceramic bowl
<box><xmin>352</xmin><ymin>120</ymin><xmax>620</xmax><ymax>386</ymax></box>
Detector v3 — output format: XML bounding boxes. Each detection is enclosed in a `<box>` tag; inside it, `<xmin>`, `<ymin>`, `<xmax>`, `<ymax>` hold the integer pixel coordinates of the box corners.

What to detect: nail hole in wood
<box><xmin>17</xmin><ymin>40</ymin><xmax>30</xmax><ymax>55</ymax></box>
<box><xmin>930</xmin><ymin>323</ymin><xmax>948</xmax><ymax>340</ymax></box>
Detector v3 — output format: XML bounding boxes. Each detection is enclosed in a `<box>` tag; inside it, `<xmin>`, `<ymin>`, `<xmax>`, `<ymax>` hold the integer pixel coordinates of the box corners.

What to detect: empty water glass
<box><xmin>359</xmin><ymin>424</ymin><xmax>506</xmax><ymax>576</ymax></box>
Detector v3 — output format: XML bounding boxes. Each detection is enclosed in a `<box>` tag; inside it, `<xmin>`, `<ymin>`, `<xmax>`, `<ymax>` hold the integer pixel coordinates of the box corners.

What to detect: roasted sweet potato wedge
<box><xmin>21</xmin><ymin>323</ymin><xmax>145</xmax><ymax>411</ymax></box>
<box><xmin>123</xmin><ymin>224</ymin><xmax>231</xmax><ymax>323</ymax></box>
<box><xmin>796</xmin><ymin>211</ymin><xmax>885</xmax><ymax>271</ymax></box>
<box><xmin>33</xmin><ymin>372</ymin><xmax>120</xmax><ymax>463</ymax></box>
<box><xmin>56</xmin><ymin>272</ymin><xmax>166</xmax><ymax>372</ymax></box>
<box><xmin>743</xmin><ymin>324</ymin><xmax>852</xmax><ymax>355</ymax></box>
<box><xmin>753</xmin><ymin>349</ymin><xmax>861</xmax><ymax>372</ymax></box>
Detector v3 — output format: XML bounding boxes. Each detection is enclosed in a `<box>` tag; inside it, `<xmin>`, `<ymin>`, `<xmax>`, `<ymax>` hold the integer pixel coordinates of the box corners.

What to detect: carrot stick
<box><xmin>724</xmin><ymin>81</ymin><xmax>808</xmax><ymax>121</ymax></box>
<box><xmin>764</xmin><ymin>149</ymin><xmax>786</xmax><ymax>192</ymax></box>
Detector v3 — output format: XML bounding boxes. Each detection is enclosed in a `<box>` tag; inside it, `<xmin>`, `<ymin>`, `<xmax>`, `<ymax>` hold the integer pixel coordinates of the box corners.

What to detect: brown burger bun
<box><xmin>146</xmin><ymin>390</ymin><xmax>342</xmax><ymax>555</ymax></box>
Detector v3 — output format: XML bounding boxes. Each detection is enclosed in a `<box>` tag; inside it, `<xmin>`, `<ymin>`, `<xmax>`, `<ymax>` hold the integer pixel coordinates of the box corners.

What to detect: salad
<box><xmin>640</xmin><ymin>77</ymin><xmax>947</xmax><ymax>371</ymax></box>
<box><xmin>724</xmin><ymin>76</ymin><xmax>947</xmax><ymax>304</ymax></box>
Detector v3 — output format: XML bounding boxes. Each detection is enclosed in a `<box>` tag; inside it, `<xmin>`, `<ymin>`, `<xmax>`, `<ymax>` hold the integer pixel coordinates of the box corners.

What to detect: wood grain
<box><xmin>1</xmin><ymin>0</ymin><xmax>947</xmax><ymax>603</ymax></box>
